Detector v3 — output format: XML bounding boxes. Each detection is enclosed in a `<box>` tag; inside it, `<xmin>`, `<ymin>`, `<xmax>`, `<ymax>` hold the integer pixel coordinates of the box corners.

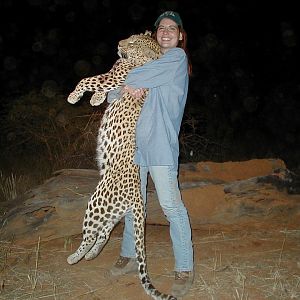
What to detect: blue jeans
<box><xmin>120</xmin><ymin>165</ymin><xmax>194</xmax><ymax>272</ymax></box>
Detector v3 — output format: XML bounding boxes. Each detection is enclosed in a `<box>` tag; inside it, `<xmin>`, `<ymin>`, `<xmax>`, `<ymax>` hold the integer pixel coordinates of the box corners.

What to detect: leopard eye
<box><xmin>128</xmin><ymin>42</ymin><xmax>136</xmax><ymax>48</ymax></box>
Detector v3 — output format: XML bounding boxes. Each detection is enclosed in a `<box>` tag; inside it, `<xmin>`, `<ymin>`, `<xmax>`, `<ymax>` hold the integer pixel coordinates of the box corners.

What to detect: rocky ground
<box><xmin>0</xmin><ymin>159</ymin><xmax>299</xmax><ymax>299</ymax></box>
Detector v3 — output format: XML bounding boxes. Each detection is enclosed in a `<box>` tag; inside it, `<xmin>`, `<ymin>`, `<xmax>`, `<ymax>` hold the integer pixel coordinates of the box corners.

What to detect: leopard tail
<box><xmin>133</xmin><ymin>205</ymin><xmax>177</xmax><ymax>300</ymax></box>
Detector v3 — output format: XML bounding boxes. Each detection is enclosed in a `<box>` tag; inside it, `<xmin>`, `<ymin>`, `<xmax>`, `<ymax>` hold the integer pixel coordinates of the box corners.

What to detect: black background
<box><xmin>1</xmin><ymin>0</ymin><xmax>299</xmax><ymax>171</ymax></box>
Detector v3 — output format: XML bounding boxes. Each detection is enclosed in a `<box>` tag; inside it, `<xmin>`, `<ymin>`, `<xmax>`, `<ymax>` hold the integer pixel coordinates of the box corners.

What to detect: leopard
<box><xmin>67</xmin><ymin>30</ymin><xmax>158</xmax><ymax>107</ymax></box>
<box><xmin>66</xmin><ymin>32</ymin><xmax>177</xmax><ymax>300</ymax></box>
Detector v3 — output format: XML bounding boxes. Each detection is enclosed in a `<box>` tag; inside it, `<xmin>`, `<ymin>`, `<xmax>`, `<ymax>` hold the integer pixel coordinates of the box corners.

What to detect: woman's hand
<box><xmin>122</xmin><ymin>85</ymin><xmax>146</xmax><ymax>99</ymax></box>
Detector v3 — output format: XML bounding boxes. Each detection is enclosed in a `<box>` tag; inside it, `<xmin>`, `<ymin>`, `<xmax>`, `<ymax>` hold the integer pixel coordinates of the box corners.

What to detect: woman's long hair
<box><xmin>152</xmin><ymin>26</ymin><xmax>192</xmax><ymax>76</ymax></box>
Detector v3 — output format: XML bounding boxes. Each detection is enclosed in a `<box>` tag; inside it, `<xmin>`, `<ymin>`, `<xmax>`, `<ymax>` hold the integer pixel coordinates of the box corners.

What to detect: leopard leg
<box><xmin>67</xmin><ymin>76</ymin><xmax>97</xmax><ymax>104</ymax></box>
<box><xmin>85</xmin><ymin>206</ymin><xmax>126</xmax><ymax>260</ymax></box>
<box><xmin>84</xmin><ymin>236</ymin><xmax>107</xmax><ymax>261</ymax></box>
<box><xmin>67</xmin><ymin>234</ymin><xmax>97</xmax><ymax>265</ymax></box>
<box><xmin>67</xmin><ymin>188</ymin><xmax>101</xmax><ymax>265</ymax></box>
<box><xmin>84</xmin><ymin>221</ymin><xmax>114</xmax><ymax>261</ymax></box>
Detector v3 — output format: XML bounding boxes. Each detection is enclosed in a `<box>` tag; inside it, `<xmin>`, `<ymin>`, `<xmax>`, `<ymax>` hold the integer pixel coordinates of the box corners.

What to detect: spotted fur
<box><xmin>67</xmin><ymin>31</ymin><xmax>159</xmax><ymax>106</ymax></box>
<box><xmin>67</xmin><ymin>32</ymin><xmax>176</xmax><ymax>300</ymax></box>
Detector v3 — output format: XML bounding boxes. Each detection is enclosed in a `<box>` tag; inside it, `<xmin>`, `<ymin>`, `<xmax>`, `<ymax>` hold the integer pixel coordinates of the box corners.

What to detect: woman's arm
<box><xmin>124</xmin><ymin>48</ymin><xmax>187</xmax><ymax>89</ymax></box>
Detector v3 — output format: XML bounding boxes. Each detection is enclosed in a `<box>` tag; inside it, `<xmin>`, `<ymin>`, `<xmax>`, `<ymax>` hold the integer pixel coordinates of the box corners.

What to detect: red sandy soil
<box><xmin>0</xmin><ymin>159</ymin><xmax>299</xmax><ymax>299</ymax></box>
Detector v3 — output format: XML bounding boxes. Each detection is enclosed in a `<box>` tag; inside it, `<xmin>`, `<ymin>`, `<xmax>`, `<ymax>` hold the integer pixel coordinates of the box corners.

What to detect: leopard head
<box><xmin>117</xmin><ymin>31</ymin><xmax>161</xmax><ymax>65</ymax></box>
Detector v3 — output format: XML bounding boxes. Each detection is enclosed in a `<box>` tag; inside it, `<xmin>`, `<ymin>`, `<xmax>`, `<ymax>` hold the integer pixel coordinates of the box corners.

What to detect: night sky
<box><xmin>1</xmin><ymin>0</ymin><xmax>299</xmax><ymax>171</ymax></box>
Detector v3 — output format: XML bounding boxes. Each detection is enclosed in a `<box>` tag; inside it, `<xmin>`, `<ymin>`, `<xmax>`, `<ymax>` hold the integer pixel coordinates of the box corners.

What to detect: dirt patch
<box><xmin>0</xmin><ymin>159</ymin><xmax>299</xmax><ymax>299</ymax></box>
<box><xmin>1</xmin><ymin>222</ymin><xmax>300</xmax><ymax>300</ymax></box>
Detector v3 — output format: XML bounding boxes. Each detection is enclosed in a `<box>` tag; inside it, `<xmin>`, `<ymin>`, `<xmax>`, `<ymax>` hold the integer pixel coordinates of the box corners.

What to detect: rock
<box><xmin>1</xmin><ymin>159</ymin><xmax>299</xmax><ymax>244</ymax></box>
<box><xmin>178</xmin><ymin>158</ymin><xmax>287</xmax><ymax>183</ymax></box>
<box><xmin>1</xmin><ymin>169</ymin><xmax>97</xmax><ymax>244</ymax></box>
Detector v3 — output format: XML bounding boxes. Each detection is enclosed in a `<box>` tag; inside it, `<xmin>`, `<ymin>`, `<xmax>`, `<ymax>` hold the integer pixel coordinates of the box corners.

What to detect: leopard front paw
<box><xmin>85</xmin><ymin>244</ymin><xmax>104</xmax><ymax>260</ymax></box>
<box><xmin>67</xmin><ymin>92</ymin><xmax>81</xmax><ymax>104</ymax></box>
<box><xmin>67</xmin><ymin>253</ymin><xmax>80</xmax><ymax>265</ymax></box>
<box><xmin>90</xmin><ymin>92</ymin><xmax>106</xmax><ymax>106</ymax></box>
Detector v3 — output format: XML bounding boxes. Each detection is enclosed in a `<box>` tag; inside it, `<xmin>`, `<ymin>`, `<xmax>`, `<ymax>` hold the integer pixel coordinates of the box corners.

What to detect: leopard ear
<box><xmin>144</xmin><ymin>30</ymin><xmax>152</xmax><ymax>36</ymax></box>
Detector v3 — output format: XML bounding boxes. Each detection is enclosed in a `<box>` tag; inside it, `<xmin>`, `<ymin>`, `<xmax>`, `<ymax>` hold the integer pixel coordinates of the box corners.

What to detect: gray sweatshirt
<box><xmin>107</xmin><ymin>47</ymin><xmax>188</xmax><ymax>169</ymax></box>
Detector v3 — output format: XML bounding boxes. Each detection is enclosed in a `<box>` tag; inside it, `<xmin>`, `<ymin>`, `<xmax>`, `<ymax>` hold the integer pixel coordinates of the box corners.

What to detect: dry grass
<box><xmin>2</xmin><ymin>94</ymin><xmax>104</xmax><ymax>192</ymax></box>
<box><xmin>191</xmin><ymin>229</ymin><xmax>300</xmax><ymax>300</ymax></box>
<box><xmin>0</xmin><ymin>172</ymin><xmax>26</xmax><ymax>203</ymax></box>
<box><xmin>0</xmin><ymin>226</ymin><xmax>299</xmax><ymax>300</ymax></box>
<box><xmin>179</xmin><ymin>115</ymin><xmax>228</xmax><ymax>163</ymax></box>
<box><xmin>0</xmin><ymin>109</ymin><xmax>104</xmax><ymax>216</ymax></box>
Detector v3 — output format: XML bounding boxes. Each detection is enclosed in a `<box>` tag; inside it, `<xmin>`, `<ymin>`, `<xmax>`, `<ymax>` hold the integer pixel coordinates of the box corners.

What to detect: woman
<box><xmin>109</xmin><ymin>11</ymin><xmax>194</xmax><ymax>297</ymax></box>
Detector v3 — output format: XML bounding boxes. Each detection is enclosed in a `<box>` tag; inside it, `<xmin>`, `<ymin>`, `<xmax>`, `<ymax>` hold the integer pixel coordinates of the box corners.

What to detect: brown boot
<box><xmin>110</xmin><ymin>256</ymin><xmax>138</xmax><ymax>276</ymax></box>
<box><xmin>171</xmin><ymin>271</ymin><xmax>194</xmax><ymax>297</ymax></box>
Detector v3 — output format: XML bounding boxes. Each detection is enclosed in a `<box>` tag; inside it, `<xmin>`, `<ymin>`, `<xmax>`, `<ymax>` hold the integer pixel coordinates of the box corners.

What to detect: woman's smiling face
<box><xmin>156</xmin><ymin>18</ymin><xmax>182</xmax><ymax>54</ymax></box>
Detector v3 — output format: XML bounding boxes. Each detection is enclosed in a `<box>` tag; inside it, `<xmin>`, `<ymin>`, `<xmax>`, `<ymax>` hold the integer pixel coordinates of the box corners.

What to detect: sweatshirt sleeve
<box><xmin>106</xmin><ymin>87</ymin><xmax>122</xmax><ymax>103</ymax></box>
<box><xmin>124</xmin><ymin>48</ymin><xmax>187</xmax><ymax>89</ymax></box>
